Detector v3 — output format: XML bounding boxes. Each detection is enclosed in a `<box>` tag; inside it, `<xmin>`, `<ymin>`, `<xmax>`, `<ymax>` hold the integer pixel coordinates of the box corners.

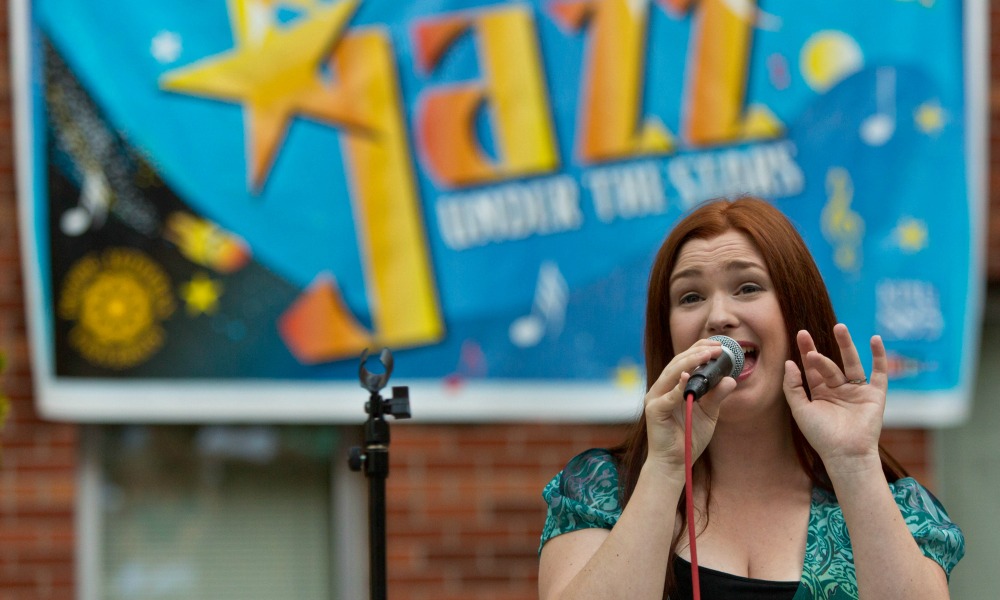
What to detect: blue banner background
<box><xmin>19</xmin><ymin>0</ymin><xmax>981</xmax><ymax>421</ymax></box>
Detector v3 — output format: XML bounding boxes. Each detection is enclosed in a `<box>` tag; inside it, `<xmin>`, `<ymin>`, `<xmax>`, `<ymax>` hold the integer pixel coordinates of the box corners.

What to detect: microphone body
<box><xmin>684</xmin><ymin>335</ymin><xmax>745</xmax><ymax>400</ymax></box>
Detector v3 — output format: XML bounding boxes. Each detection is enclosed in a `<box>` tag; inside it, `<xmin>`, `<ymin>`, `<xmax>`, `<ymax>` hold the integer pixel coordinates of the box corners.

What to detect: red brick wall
<box><xmin>0</xmin><ymin>3</ymin><xmax>989</xmax><ymax>600</ymax></box>
<box><xmin>385</xmin><ymin>424</ymin><xmax>626</xmax><ymax>600</ymax></box>
<box><xmin>0</xmin><ymin>0</ymin><xmax>79</xmax><ymax>596</ymax></box>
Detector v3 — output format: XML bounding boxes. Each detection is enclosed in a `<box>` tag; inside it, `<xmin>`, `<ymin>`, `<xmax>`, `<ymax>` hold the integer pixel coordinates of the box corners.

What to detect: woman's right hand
<box><xmin>642</xmin><ymin>339</ymin><xmax>737</xmax><ymax>478</ymax></box>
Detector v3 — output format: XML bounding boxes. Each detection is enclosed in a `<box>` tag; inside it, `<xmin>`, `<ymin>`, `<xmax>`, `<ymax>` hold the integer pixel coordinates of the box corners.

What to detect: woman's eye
<box><xmin>738</xmin><ymin>283</ymin><xmax>763</xmax><ymax>295</ymax></box>
<box><xmin>678</xmin><ymin>293</ymin><xmax>701</xmax><ymax>305</ymax></box>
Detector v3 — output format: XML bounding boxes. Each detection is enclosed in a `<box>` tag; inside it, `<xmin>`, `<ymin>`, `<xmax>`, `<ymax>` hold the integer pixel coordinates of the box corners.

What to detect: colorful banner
<box><xmin>14</xmin><ymin>0</ymin><xmax>985</xmax><ymax>423</ymax></box>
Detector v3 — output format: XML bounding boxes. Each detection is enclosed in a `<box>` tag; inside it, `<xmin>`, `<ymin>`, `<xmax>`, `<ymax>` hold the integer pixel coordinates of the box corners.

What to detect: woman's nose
<box><xmin>705</xmin><ymin>295</ymin><xmax>739</xmax><ymax>333</ymax></box>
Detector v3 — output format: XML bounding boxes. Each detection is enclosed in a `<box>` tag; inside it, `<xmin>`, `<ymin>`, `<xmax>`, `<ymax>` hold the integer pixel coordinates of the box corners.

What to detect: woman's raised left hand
<box><xmin>783</xmin><ymin>323</ymin><xmax>888</xmax><ymax>475</ymax></box>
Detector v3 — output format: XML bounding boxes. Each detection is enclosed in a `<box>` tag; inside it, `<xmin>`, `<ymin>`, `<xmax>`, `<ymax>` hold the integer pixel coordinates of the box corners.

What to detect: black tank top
<box><xmin>673</xmin><ymin>556</ymin><xmax>800</xmax><ymax>600</ymax></box>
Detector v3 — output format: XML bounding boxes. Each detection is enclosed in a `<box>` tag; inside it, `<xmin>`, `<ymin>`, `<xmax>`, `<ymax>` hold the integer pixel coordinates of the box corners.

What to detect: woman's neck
<box><xmin>705</xmin><ymin>407</ymin><xmax>807</xmax><ymax>491</ymax></box>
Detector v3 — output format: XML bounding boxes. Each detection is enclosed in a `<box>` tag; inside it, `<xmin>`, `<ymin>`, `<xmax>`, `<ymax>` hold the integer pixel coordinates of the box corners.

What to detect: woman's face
<box><xmin>667</xmin><ymin>230</ymin><xmax>789</xmax><ymax>419</ymax></box>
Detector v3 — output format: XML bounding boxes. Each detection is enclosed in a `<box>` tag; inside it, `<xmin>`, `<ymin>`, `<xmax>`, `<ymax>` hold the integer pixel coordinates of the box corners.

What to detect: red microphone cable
<box><xmin>681</xmin><ymin>335</ymin><xmax>743</xmax><ymax>600</ymax></box>
<box><xmin>684</xmin><ymin>390</ymin><xmax>701</xmax><ymax>600</ymax></box>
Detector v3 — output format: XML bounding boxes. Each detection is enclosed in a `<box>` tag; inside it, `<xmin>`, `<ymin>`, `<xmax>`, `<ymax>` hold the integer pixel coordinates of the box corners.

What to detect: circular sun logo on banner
<box><xmin>58</xmin><ymin>249</ymin><xmax>176</xmax><ymax>369</ymax></box>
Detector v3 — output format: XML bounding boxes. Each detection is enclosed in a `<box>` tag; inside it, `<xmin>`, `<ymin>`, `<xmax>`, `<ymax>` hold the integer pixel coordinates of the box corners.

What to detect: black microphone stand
<box><xmin>348</xmin><ymin>348</ymin><xmax>411</xmax><ymax>600</ymax></box>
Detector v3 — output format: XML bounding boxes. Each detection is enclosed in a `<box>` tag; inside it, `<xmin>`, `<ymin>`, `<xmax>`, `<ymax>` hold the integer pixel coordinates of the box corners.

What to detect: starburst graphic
<box><xmin>58</xmin><ymin>249</ymin><xmax>176</xmax><ymax>369</ymax></box>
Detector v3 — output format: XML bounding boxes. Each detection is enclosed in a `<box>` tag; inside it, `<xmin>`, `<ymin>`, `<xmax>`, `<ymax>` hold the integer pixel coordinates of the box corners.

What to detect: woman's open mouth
<box><xmin>736</xmin><ymin>342</ymin><xmax>758</xmax><ymax>381</ymax></box>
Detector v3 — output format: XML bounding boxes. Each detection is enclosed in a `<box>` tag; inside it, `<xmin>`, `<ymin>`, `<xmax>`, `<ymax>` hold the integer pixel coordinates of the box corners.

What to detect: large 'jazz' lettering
<box><xmin>550</xmin><ymin>0</ymin><xmax>675</xmax><ymax>162</ymax></box>
<box><xmin>413</xmin><ymin>6</ymin><xmax>561</xmax><ymax>187</ymax></box>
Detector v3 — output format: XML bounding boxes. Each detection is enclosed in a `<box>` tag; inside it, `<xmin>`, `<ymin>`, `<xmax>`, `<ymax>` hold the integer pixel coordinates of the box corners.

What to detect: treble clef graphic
<box><xmin>821</xmin><ymin>167</ymin><xmax>865</xmax><ymax>272</ymax></box>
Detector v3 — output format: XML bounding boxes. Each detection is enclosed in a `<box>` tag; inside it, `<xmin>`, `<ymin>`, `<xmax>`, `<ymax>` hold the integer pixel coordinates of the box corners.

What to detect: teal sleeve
<box><xmin>539</xmin><ymin>448</ymin><xmax>622</xmax><ymax>554</ymax></box>
<box><xmin>890</xmin><ymin>477</ymin><xmax>965</xmax><ymax>578</ymax></box>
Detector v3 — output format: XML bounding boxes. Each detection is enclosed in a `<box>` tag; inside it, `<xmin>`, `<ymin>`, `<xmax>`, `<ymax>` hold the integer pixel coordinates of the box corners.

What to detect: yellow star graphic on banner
<box><xmin>614</xmin><ymin>360</ymin><xmax>643</xmax><ymax>390</ymax></box>
<box><xmin>160</xmin><ymin>0</ymin><xmax>360</xmax><ymax>191</ymax></box>
<box><xmin>914</xmin><ymin>100</ymin><xmax>947</xmax><ymax>135</ymax></box>
<box><xmin>181</xmin><ymin>272</ymin><xmax>224</xmax><ymax>315</ymax></box>
<box><xmin>895</xmin><ymin>217</ymin><xmax>929</xmax><ymax>253</ymax></box>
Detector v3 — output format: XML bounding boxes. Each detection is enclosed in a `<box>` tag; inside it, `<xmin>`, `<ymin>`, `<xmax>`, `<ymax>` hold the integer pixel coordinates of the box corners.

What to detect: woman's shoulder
<box><xmin>808</xmin><ymin>476</ymin><xmax>965</xmax><ymax>577</ymax></box>
<box><xmin>887</xmin><ymin>477</ymin><xmax>951</xmax><ymax>519</ymax></box>
<box><xmin>539</xmin><ymin>448</ymin><xmax>622</xmax><ymax>551</ymax></box>
<box><xmin>545</xmin><ymin>448</ymin><xmax>620</xmax><ymax>504</ymax></box>
<box><xmin>891</xmin><ymin>478</ymin><xmax>966</xmax><ymax>575</ymax></box>
<box><xmin>562</xmin><ymin>447</ymin><xmax>618</xmax><ymax>478</ymax></box>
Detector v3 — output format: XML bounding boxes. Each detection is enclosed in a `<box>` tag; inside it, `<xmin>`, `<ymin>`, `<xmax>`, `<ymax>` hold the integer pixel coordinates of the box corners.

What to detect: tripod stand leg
<box><xmin>368</xmin><ymin>451</ymin><xmax>388</xmax><ymax>600</ymax></box>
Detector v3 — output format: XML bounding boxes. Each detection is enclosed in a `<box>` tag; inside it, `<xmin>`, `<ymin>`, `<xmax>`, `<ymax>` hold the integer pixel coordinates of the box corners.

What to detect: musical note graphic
<box><xmin>820</xmin><ymin>167</ymin><xmax>865</xmax><ymax>273</ymax></box>
<box><xmin>60</xmin><ymin>168</ymin><xmax>111</xmax><ymax>236</ymax></box>
<box><xmin>860</xmin><ymin>67</ymin><xmax>896</xmax><ymax>146</ymax></box>
<box><xmin>767</xmin><ymin>53</ymin><xmax>791</xmax><ymax>91</ymax></box>
<box><xmin>509</xmin><ymin>261</ymin><xmax>568</xmax><ymax>348</ymax></box>
<box><xmin>443</xmin><ymin>339</ymin><xmax>488</xmax><ymax>391</ymax></box>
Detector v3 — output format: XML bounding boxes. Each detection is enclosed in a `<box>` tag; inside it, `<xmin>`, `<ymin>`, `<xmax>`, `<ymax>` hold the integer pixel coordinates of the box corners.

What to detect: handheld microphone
<box><xmin>683</xmin><ymin>335</ymin><xmax>745</xmax><ymax>400</ymax></box>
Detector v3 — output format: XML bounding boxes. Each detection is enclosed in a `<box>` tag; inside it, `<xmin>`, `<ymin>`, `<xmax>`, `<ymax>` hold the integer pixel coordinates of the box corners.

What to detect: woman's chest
<box><xmin>677</xmin><ymin>493</ymin><xmax>812</xmax><ymax>582</ymax></box>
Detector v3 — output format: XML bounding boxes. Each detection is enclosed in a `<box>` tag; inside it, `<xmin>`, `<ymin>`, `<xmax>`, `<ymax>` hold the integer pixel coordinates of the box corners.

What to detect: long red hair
<box><xmin>609</xmin><ymin>197</ymin><xmax>906</xmax><ymax>595</ymax></box>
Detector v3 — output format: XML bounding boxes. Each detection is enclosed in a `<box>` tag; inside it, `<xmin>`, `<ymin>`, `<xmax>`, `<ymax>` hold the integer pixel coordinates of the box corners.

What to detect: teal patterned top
<box><xmin>540</xmin><ymin>449</ymin><xmax>965</xmax><ymax>599</ymax></box>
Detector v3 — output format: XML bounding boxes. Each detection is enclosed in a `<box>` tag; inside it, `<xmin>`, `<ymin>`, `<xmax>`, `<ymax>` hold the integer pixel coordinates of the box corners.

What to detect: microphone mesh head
<box><xmin>709</xmin><ymin>335</ymin><xmax>745</xmax><ymax>378</ymax></box>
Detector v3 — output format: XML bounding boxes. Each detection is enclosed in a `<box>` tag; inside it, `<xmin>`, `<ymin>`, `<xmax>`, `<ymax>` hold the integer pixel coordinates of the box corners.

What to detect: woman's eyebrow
<box><xmin>669</xmin><ymin>266</ymin><xmax>701</xmax><ymax>285</ymax></box>
<box><xmin>722</xmin><ymin>259</ymin><xmax>766</xmax><ymax>273</ymax></box>
<box><xmin>669</xmin><ymin>260</ymin><xmax>765</xmax><ymax>286</ymax></box>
